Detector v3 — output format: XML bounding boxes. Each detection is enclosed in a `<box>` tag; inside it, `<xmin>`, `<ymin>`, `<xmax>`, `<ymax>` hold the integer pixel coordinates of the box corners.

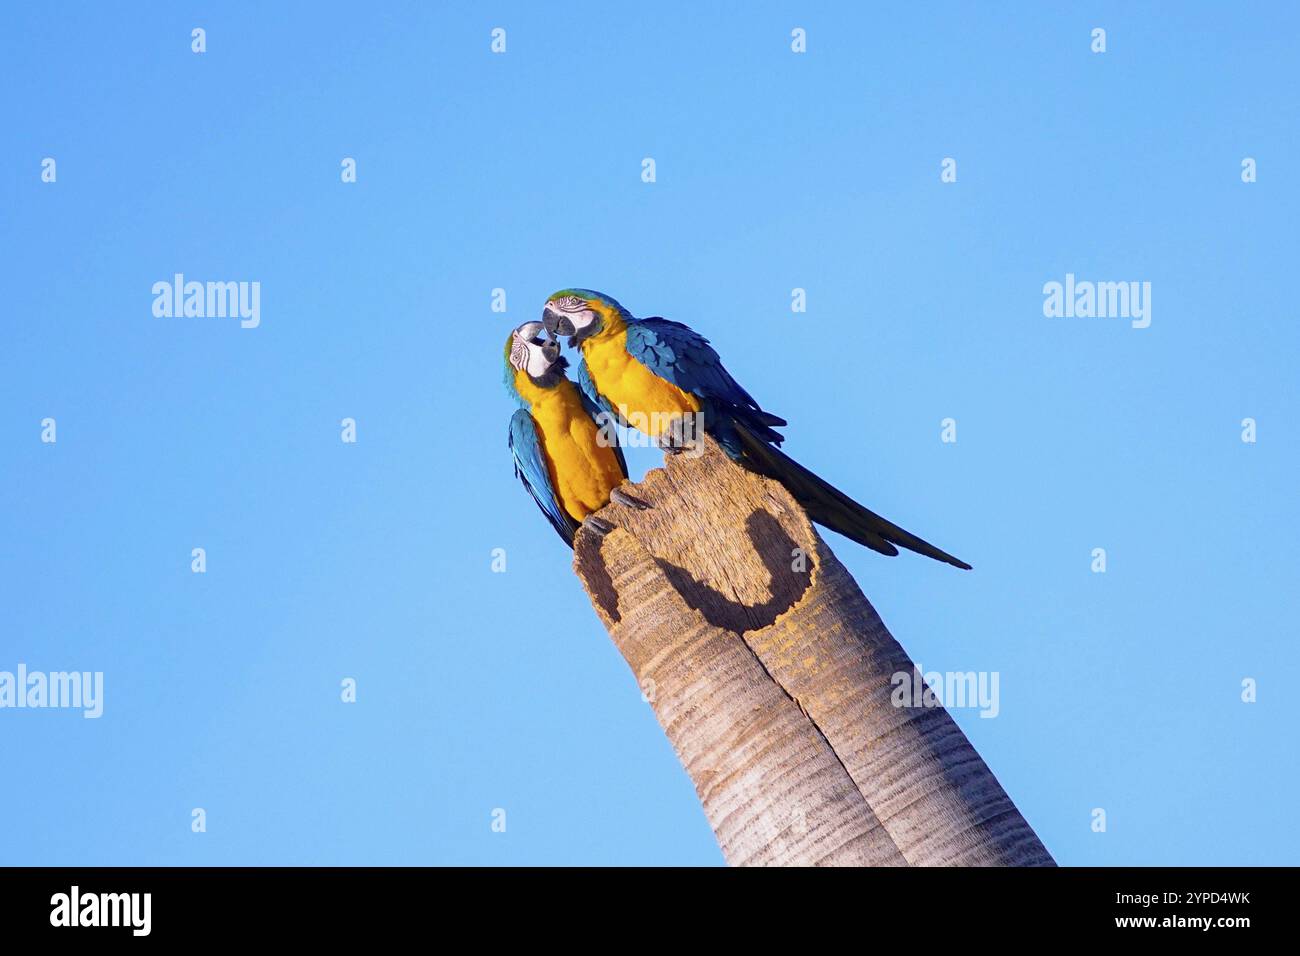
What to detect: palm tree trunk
<box><xmin>573</xmin><ymin>438</ymin><xmax>1054</xmax><ymax>866</ymax></box>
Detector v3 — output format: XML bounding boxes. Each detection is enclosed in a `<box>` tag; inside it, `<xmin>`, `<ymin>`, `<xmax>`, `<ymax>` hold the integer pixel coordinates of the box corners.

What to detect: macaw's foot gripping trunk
<box><xmin>572</xmin><ymin>438</ymin><xmax>1054</xmax><ymax>867</ymax></box>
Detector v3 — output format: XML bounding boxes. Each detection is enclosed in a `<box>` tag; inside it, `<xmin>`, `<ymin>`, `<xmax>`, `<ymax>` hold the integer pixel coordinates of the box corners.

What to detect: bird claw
<box><xmin>657</xmin><ymin>415</ymin><xmax>702</xmax><ymax>455</ymax></box>
<box><xmin>610</xmin><ymin>488</ymin><xmax>652</xmax><ymax>510</ymax></box>
<box><xmin>582</xmin><ymin>515</ymin><xmax>616</xmax><ymax>537</ymax></box>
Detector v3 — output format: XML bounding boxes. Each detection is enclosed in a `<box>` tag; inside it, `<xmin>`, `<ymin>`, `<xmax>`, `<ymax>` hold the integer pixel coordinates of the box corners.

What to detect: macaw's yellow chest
<box><xmin>582</xmin><ymin>329</ymin><xmax>701</xmax><ymax>437</ymax></box>
<box><xmin>529</xmin><ymin>384</ymin><xmax>625</xmax><ymax>523</ymax></box>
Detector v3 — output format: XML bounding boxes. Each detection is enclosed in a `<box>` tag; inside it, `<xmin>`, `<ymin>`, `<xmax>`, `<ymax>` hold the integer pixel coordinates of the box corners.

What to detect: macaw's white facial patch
<box><xmin>569</xmin><ymin>308</ymin><xmax>598</xmax><ymax>330</ymax></box>
<box><xmin>547</xmin><ymin>298</ymin><xmax>599</xmax><ymax>331</ymax></box>
<box><xmin>509</xmin><ymin>334</ymin><xmax>530</xmax><ymax>372</ymax></box>
<box><xmin>510</xmin><ymin>325</ymin><xmax>555</xmax><ymax>378</ymax></box>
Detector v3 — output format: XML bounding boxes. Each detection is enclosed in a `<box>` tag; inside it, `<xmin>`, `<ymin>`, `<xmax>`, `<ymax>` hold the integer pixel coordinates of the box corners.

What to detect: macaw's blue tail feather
<box><xmin>729</xmin><ymin>421</ymin><xmax>972</xmax><ymax>570</ymax></box>
<box><xmin>708</xmin><ymin>405</ymin><xmax>786</xmax><ymax>454</ymax></box>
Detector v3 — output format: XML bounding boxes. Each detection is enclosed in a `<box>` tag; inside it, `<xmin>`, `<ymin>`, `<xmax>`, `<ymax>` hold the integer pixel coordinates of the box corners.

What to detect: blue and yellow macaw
<box><xmin>542</xmin><ymin>290</ymin><xmax>971</xmax><ymax>569</ymax></box>
<box><xmin>504</xmin><ymin>321</ymin><xmax>644</xmax><ymax>546</ymax></box>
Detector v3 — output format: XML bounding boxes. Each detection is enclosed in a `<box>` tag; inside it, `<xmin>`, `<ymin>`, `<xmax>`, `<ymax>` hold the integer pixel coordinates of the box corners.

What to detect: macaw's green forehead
<box><xmin>547</xmin><ymin>288</ymin><xmax>624</xmax><ymax>311</ymax></box>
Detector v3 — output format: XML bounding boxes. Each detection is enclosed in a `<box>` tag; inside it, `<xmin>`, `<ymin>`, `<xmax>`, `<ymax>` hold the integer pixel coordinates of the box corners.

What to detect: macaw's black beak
<box><xmin>543</xmin><ymin>306</ymin><xmax>576</xmax><ymax>338</ymax></box>
<box><xmin>541</xmin><ymin>339</ymin><xmax>561</xmax><ymax>364</ymax></box>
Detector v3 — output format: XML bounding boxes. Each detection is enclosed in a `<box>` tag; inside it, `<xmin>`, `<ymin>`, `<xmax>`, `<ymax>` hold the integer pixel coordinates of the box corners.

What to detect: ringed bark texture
<box><xmin>573</xmin><ymin>438</ymin><xmax>1054</xmax><ymax>867</ymax></box>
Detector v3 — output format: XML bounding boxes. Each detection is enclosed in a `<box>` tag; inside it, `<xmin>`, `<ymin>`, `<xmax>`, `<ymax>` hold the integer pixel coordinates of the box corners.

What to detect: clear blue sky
<box><xmin>3</xmin><ymin>2</ymin><xmax>1296</xmax><ymax>866</ymax></box>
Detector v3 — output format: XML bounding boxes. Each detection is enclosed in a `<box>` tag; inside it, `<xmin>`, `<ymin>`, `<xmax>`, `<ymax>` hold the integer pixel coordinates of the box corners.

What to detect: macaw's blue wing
<box><xmin>625</xmin><ymin>317</ymin><xmax>787</xmax><ymax>448</ymax></box>
<box><xmin>508</xmin><ymin>408</ymin><xmax>579</xmax><ymax>546</ymax></box>
<box><xmin>621</xmin><ymin>318</ymin><xmax>970</xmax><ymax>571</ymax></box>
